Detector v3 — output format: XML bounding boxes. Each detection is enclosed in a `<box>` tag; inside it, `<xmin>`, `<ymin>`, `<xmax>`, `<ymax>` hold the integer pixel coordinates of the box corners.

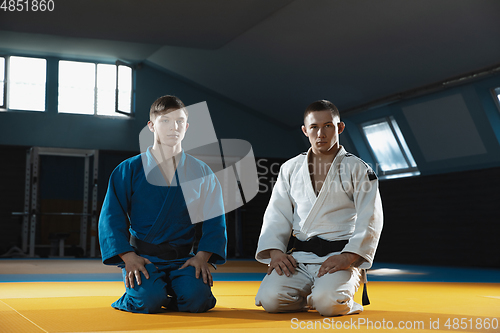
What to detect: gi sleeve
<box><xmin>342</xmin><ymin>160</ymin><xmax>383</xmax><ymax>269</ymax></box>
<box><xmin>197</xmin><ymin>172</ymin><xmax>227</xmax><ymax>264</ymax></box>
<box><xmin>255</xmin><ymin>165</ymin><xmax>294</xmax><ymax>264</ymax></box>
<box><xmin>98</xmin><ymin>162</ymin><xmax>135</xmax><ymax>265</ymax></box>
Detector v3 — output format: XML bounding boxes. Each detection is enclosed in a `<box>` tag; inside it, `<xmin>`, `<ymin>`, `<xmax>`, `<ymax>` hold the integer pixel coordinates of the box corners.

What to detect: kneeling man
<box><xmin>99</xmin><ymin>95</ymin><xmax>226</xmax><ymax>314</ymax></box>
<box><xmin>255</xmin><ymin>100</ymin><xmax>383</xmax><ymax>316</ymax></box>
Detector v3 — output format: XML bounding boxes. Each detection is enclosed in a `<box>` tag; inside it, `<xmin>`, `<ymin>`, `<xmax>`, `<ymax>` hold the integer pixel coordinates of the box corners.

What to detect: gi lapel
<box><xmin>142</xmin><ymin>153</ymin><xmax>186</xmax><ymax>243</ymax></box>
<box><xmin>143</xmin><ymin>183</ymin><xmax>179</xmax><ymax>243</ymax></box>
<box><xmin>299</xmin><ymin>148</ymin><xmax>346</xmax><ymax>236</ymax></box>
<box><xmin>302</xmin><ymin>148</ymin><xmax>318</xmax><ymax>205</ymax></box>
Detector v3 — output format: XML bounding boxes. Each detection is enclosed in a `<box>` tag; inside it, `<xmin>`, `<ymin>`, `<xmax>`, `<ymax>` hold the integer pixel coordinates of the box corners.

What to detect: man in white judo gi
<box><xmin>255</xmin><ymin>100</ymin><xmax>383</xmax><ymax>316</ymax></box>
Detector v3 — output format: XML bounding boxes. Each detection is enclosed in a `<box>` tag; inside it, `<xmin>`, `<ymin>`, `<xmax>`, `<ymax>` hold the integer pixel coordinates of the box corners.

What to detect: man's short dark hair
<box><xmin>150</xmin><ymin>95</ymin><xmax>187</xmax><ymax>120</ymax></box>
<box><xmin>303</xmin><ymin>100</ymin><xmax>340</xmax><ymax>122</ymax></box>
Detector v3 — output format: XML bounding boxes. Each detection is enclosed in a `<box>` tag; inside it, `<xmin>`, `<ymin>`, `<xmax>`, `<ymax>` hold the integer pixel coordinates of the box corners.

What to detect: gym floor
<box><xmin>1</xmin><ymin>259</ymin><xmax>499</xmax><ymax>332</ymax></box>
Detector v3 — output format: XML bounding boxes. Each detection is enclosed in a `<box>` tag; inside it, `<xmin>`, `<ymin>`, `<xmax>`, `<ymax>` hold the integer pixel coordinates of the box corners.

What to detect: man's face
<box><xmin>148</xmin><ymin>108</ymin><xmax>189</xmax><ymax>147</ymax></box>
<box><xmin>301</xmin><ymin>110</ymin><xmax>345</xmax><ymax>155</ymax></box>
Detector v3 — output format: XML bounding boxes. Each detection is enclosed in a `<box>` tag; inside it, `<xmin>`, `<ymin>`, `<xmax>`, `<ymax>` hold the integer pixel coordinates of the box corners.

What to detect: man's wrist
<box><xmin>195</xmin><ymin>251</ymin><xmax>212</xmax><ymax>262</ymax></box>
<box><xmin>119</xmin><ymin>251</ymin><xmax>136</xmax><ymax>261</ymax></box>
<box><xmin>269</xmin><ymin>249</ymin><xmax>284</xmax><ymax>258</ymax></box>
<box><xmin>341</xmin><ymin>252</ymin><xmax>361</xmax><ymax>265</ymax></box>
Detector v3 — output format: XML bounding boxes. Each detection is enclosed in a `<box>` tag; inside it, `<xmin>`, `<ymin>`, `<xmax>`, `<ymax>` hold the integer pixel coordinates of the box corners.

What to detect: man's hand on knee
<box><xmin>119</xmin><ymin>251</ymin><xmax>152</xmax><ymax>288</ymax></box>
<box><xmin>268</xmin><ymin>249</ymin><xmax>297</xmax><ymax>277</ymax></box>
<box><xmin>317</xmin><ymin>252</ymin><xmax>360</xmax><ymax>277</ymax></box>
<box><xmin>179</xmin><ymin>251</ymin><xmax>213</xmax><ymax>286</ymax></box>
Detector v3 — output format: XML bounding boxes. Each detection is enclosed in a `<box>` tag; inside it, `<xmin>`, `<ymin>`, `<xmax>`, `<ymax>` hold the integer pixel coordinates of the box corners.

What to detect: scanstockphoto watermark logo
<box><xmin>256</xmin><ymin>158</ymin><xmax>281</xmax><ymax>194</ymax></box>
<box><xmin>137</xmin><ymin>100</ymin><xmax>382</xmax><ymax>224</ymax></box>
<box><xmin>139</xmin><ymin>101</ymin><xmax>259</xmax><ymax>224</ymax></box>
<box><xmin>291</xmin><ymin>317</ymin><xmax>425</xmax><ymax>330</ymax></box>
<box><xmin>291</xmin><ymin>317</ymin><xmax>499</xmax><ymax>330</ymax></box>
<box><xmin>256</xmin><ymin>157</ymin><xmax>381</xmax><ymax>195</ymax></box>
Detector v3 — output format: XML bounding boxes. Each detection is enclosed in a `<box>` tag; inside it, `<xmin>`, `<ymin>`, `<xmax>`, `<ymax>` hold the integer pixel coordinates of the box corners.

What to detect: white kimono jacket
<box><xmin>255</xmin><ymin>147</ymin><xmax>383</xmax><ymax>269</ymax></box>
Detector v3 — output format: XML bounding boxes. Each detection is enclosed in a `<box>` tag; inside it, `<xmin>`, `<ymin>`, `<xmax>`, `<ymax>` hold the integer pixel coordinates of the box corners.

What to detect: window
<box><xmin>0</xmin><ymin>57</ymin><xmax>5</xmax><ymax>109</ymax></box>
<box><xmin>491</xmin><ymin>87</ymin><xmax>500</xmax><ymax>112</ymax></box>
<box><xmin>116</xmin><ymin>62</ymin><xmax>133</xmax><ymax>115</ymax></box>
<box><xmin>1</xmin><ymin>56</ymin><xmax>47</xmax><ymax>111</ymax></box>
<box><xmin>59</xmin><ymin>61</ymin><xmax>95</xmax><ymax>115</ymax></box>
<box><xmin>58</xmin><ymin>60</ymin><xmax>133</xmax><ymax>117</ymax></box>
<box><xmin>97</xmin><ymin>63</ymin><xmax>116</xmax><ymax>115</ymax></box>
<box><xmin>361</xmin><ymin>117</ymin><xmax>419</xmax><ymax>179</ymax></box>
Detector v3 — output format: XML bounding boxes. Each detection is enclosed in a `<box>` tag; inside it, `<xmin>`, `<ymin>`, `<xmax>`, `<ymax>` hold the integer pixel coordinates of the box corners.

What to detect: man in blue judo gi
<box><xmin>99</xmin><ymin>95</ymin><xmax>227</xmax><ymax>314</ymax></box>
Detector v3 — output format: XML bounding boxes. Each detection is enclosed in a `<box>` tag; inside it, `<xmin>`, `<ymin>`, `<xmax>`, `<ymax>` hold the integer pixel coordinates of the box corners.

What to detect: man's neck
<box><xmin>151</xmin><ymin>143</ymin><xmax>182</xmax><ymax>165</ymax></box>
<box><xmin>310</xmin><ymin>145</ymin><xmax>342</xmax><ymax>164</ymax></box>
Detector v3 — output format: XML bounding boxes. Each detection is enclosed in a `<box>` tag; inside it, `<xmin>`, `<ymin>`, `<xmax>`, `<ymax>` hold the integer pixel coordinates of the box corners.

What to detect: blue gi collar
<box><xmin>143</xmin><ymin>146</ymin><xmax>187</xmax><ymax>186</ymax></box>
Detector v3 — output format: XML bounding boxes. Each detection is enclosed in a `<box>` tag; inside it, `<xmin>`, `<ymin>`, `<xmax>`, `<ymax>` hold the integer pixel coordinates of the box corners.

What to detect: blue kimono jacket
<box><xmin>99</xmin><ymin>148</ymin><xmax>227</xmax><ymax>266</ymax></box>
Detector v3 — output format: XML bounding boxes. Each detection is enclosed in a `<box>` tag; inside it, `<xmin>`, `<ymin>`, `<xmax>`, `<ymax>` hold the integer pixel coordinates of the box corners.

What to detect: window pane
<box><xmin>58</xmin><ymin>61</ymin><xmax>95</xmax><ymax>115</ymax></box>
<box><xmin>117</xmin><ymin>65</ymin><xmax>132</xmax><ymax>113</ymax></box>
<box><xmin>8</xmin><ymin>56</ymin><xmax>46</xmax><ymax>111</ymax></box>
<box><xmin>96</xmin><ymin>64</ymin><xmax>118</xmax><ymax>116</ymax></box>
<box><xmin>363</xmin><ymin>121</ymin><xmax>409</xmax><ymax>171</ymax></box>
<box><xmin>0</xmin><ymin>57</ymin><xmax>4</xmax><ymax>107</ymax></box>
<box><xmin>390</xmin><ymin>117</ymin><xmax>417</xmax><ymax>167</ymax></box>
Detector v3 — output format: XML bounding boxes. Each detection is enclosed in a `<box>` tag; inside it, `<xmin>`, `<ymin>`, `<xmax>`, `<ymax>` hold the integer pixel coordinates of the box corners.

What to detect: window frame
<box><xmin>114</xmin><ymin>60</ymin><xmax>134</xmax><ymax>117</ymax></box>
<box><xmin>1</xmin><ymin>55</ymin><xmax>48</xmax><ymax>112</ymax></box>
<box><xmin>0</xmin><ymin>56</ymin><xmax>6</xmax><ymax>110</ymax></box>
<box><xmin>0</xmin><ymin>54</ymin><xmax>134</xmax><ymax>117</ymax></box>
<box><xmin>360</xmin><ymin>116</ymin><xmax>420</xmax><ymax>179</ymax></box>
<box><xmin>490</xmin><ymin>87</ymin><xmax>500</xmax><ymax>114</ymax></box>
<box><xmin>58</xmin><ymin>59</ymin><xmax>97</xmax><ymax>116</ymax></box>
<box><xmin>58</xmin><ymin>59</ymin><xmax>134</xmax><ymax>118</ymax></box>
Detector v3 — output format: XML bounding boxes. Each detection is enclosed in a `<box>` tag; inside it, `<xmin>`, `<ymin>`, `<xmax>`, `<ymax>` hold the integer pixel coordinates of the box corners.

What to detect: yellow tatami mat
<box><xmin>1</xmin><ymin>281</ymin><xmax>499</xmax><ymax>332</ymax></box>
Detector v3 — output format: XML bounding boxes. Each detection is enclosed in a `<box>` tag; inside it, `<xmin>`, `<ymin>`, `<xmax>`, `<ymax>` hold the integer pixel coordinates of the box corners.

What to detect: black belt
<box><xmin>288</xmin><ymin>236</ymin><xmax>348</xmax><ymax>257</ymax></box>
<box><xmin>289</xmin><ymin>235</ymin><xmax>370</xmax><ymax>306</ymax></box>
<box><xmin>130</xmin><ymin>235</ymin><xmax>193</xmax><ymax>260</ymax></box>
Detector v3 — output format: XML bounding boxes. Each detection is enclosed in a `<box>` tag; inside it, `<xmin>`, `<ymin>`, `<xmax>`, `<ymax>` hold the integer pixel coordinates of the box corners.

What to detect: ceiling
<box><xmin>1</xmin><ymin>0</ymin><xmax>500</xmax><ymax>128</ymax></box>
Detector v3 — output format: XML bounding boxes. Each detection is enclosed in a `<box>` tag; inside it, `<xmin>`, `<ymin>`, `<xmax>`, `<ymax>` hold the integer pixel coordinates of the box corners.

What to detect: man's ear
<box><xmin>301</xmin><ymin>125</ymin><xmax>308</xmax><ymax>137</ymax></box>
<box><xmin>147</xmin><ymin>120</ymin><xmax>154</xmax><ymax>133</ymax></box>
<box><xmin>185</xmin><ymin>122</ymin><xmax>189</xmax><ymax>131</ymax></box>
<box><xmin>338</xmin><ymin>121</ymin><xmax>346</xmax><ymax>135</ymax></box>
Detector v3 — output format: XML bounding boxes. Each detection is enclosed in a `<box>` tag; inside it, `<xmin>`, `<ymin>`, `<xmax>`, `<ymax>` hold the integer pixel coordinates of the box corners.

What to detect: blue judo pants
<box><xmin>112</xmin><ymin>260</ymin><xmax>216</xmax><ymax>314</ymax></box>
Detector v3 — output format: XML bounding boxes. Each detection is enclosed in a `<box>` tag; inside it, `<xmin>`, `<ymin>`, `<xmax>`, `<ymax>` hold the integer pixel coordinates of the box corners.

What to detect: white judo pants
<box><xmin>255</xmin><ymin>263</ymin><xmax>362</xmax><ymax>316</ymax></box>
